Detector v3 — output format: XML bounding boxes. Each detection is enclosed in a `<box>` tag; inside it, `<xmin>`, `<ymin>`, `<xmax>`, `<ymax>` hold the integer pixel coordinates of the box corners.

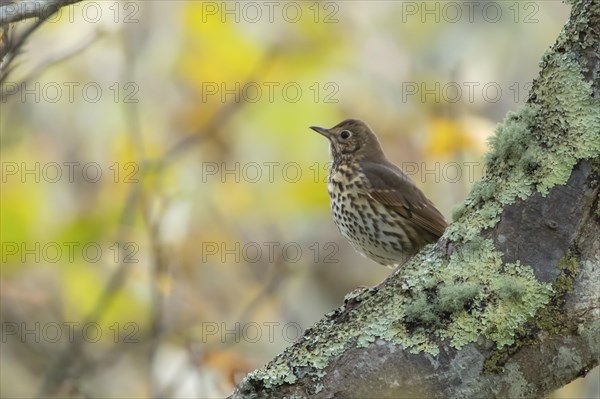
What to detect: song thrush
<box><xmin>310</xmin><ymin>119</ymin><xmax>447</xmax><ymax>268</ymax></box>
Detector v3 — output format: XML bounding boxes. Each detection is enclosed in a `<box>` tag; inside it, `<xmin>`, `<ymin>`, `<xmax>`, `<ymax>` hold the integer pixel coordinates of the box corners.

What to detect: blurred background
<box><xmin>1</xmin><ymin>1</ymin><xmax>598</xmax><ymax>398</ymax></box>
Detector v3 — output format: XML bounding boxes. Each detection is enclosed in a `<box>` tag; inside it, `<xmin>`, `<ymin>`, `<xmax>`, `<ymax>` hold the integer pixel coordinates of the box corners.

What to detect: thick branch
<box><xmin>230</xmin><ymin>1</ymin><xmax>600</xmax><ymax>398</ymax></box>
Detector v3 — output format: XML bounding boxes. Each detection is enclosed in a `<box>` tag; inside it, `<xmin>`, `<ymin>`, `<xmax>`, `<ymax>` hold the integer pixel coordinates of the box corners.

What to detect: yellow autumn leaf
<box><xmin>425</xmin><ymin>117</ymin><xmax>476</xmax><ymax>157</ymax></box>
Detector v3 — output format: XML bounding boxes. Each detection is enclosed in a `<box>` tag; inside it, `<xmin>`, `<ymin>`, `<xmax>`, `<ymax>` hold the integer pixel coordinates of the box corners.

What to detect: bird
<box><xmin>310</xmin><ymin>119</ymin><xmax>447</xmax><ymax>268</ymax></box>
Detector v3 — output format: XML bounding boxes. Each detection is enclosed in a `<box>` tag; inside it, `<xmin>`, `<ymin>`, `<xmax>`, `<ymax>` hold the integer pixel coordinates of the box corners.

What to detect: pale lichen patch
<box><xmin>247</xmin><ymin>237</ymin><xmax>554</xmax><ymax>388</ymax></box>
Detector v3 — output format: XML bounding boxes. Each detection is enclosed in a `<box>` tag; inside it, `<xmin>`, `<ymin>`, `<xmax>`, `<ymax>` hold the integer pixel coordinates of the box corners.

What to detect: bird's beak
<box><xmin>310</xmin><ymin>126</ymin><xmax>330</xmax><ymax>137</ymax></box>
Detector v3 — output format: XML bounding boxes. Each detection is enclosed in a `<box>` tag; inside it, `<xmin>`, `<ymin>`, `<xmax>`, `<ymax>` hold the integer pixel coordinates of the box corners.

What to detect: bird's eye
<box><xmin>340</xmin><ymin>130</ymin><xmax>351</xmax><ymax>139</ymax></box>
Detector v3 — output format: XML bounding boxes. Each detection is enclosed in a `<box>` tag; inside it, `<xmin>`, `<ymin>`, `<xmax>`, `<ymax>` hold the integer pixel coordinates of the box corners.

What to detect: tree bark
<box><xmin>230</xmin><ymin>1</ymin><xmax>600</xmax><ymax>398</ymax></box>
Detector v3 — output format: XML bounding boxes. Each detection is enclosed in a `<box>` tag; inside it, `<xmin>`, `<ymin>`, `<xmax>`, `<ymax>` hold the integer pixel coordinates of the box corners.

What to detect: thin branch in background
<box><xmin>1</xmin><ymin>29</ymin><xmax>102</xmax><ymax>101</ymax></box>
<box><xmin>157</xmin><ymin>257</ymin><xmax>286</xmax><ymax>398</ymax></box>
<box><xmin>156</xmin><ymin>46</ymin><xmax>281</xmax><ymax>171</ymax></box>
<box><xmin>149</xmin><ymin>47</ymin><xmax>284</xmax><ymax>397</ymax></box>
<box><xmin>121</xmin><ymin>25</ymin><xmax>146</xmax><ymax>161</ymax></box>
<box><xmin>40</xmin><ymin>192</ymin><xmax>143</xmax><ymax>394</ymax></box>
<box><xmin>0</xmin><ymin>0</ymin><xmax>84</xmax><ymax>25</ymax></box>
<box><xmin>0</xmin><ymin>16</ymin><xmax>47</xmax><ymax>83</ymax></box>
<box><xmin>141</xmin><ymin>195</ymin><xmax>172</xmax><ymax>399</ymax></box>
<box><xmin>43</xmin><ymin>48</ymin><xmax>283</xmax><ymax>399</ymax></box>
<box><xmin>198</xmin><ymin>187</ymin><xmax>291</xmax><ymax>337</ymax></box>
<box><xmin>118</xmin><ymin>18</ymin><xmax>166</xmax><ymax>397</ymax></box>
<box><xmin>34</xmin><ymin>34</ymin><xmax>281</xmax><ymax>399</ymax></box>
<box><xmin>152</xmin><ymin>177</ymin><xmax>298</xmax><ymax>394</ymax></box>
<box><xmin>0</xmin><ymin>6</ymin><xmax>280</xmax><ymax>392</ymax></box>
<box><xmin>0</xmin><ymin>0</ymin><xmax>89</xmax><ymax>81</ymax></box>
<box><xmin>0</xmin><ymin>2</ymin><xmax>14</xmax><ymax>65</ymax></box>
<box><xmin>37</xmin><ymin>184</ymin><xmax>143</xmax><ymax>396</ymax></box>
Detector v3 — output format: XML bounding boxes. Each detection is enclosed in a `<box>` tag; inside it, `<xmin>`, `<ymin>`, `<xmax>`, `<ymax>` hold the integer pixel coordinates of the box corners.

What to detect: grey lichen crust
<box><xmin>242</xmin><ymin>0</ymin><xmax>600</xmax><ymax>393</ymax></box>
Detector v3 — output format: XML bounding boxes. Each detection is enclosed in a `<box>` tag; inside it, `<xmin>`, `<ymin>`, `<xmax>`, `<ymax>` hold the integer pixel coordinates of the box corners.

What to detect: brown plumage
<box><xmin>310</xmin><ymin>119</ymin><xmax>447</xmax><ymax>268</ymax></box>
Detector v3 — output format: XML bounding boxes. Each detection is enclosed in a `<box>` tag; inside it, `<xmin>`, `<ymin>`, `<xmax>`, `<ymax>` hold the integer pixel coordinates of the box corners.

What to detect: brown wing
<box><xmin>360</xmin><ymin>161</ymin><xmax>447</xmax><ymax>238</ymax></box>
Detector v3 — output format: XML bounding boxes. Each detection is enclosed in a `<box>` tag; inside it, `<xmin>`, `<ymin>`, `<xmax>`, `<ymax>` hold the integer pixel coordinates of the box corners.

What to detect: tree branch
<box><xmin>230</xmin><ymin>0</ymin><xmax>600</xmax><ymax>397</ymax></box>
<box><xmin>0</xmin><ymin>0</ymin><xmax>88</xmax><ymax>81</ymax></box>
<box><xmin>0</xmin><ymin>0</ymin><xmax>83</xmax><ymax>26</ymax></box>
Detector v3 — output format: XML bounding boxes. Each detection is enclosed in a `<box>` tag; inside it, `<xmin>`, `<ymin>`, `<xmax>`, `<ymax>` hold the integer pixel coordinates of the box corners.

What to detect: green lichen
<box><xmin>505</xmin><ymin>363</ymin><xmax>531</xmax><ymax>398</ymax></box>
<box><xmin>534</xmin><ymin>255</ymin><xmax>579</xmax><ymax>335</ymax></box>
<box><xmin>247</xmin><ymin>238</ymin><xmax>553</xmax><ymax>388</ymax></box>
<box><xmin>253</xmin><ymin>360</ymin><xmax>298</xmax><ymax>389</ymax></box>
<box><xmin>483</xmin><ymin>254</ymin><xmax>581</xmax><ymax>374</ymax></box>
<box><xmin>431</xmin><ymin>240</ymin><xmax>553</xmax><ymax>349</ymax></box>
<box><xmin>448</xmin><ymin>52</ymin><xmax>600</xmax><ymax>240</ymax></box>
<box><xmin>250</xmin><ymin>231</ymin><xmax>585</xmax><ymax>387</ymax></box>
<box><xmin>447</xmin><ymin>106</ymin><xmax>539</xmax><ymax>239</ymax></box>
<box><xmin>483</xmin><ymin>345</ymin><xmax>513</xmax><ymax>374</ymax></box>
<box><xmin>403</xmin><ymin>292</ymin><xmax>439</xmax><ymax>326</ymax></box>
<box><xmin>437</xmin><ymin>282</ymin><xmax>481</xmax><ymax>313</ymax></box>
<box><xmin>314</xmin><ymin>383</ymin><xmax>324</xmax><ymax>394</ymax></box>
<box><xmin>495</xmin><ymin>278</ymin><xmax>528</xmax><ymax>302</ymax></box>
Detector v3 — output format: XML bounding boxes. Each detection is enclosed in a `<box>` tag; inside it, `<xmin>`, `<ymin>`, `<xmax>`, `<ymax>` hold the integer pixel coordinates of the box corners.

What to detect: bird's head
<box><xmin>310</xmin><ymin>119</ymin><xmax>384</xmax><ymax>161</ymax></box>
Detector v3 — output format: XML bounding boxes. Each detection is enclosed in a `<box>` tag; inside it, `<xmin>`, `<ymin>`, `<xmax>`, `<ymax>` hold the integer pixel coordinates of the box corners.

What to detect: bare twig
<box><xmin>156</xmin><ymin>46</ymin><xmax>281</xmax><ymax>171</ymax></box>
<box><xmin>33</xmin><ymin>29</ymin><xmax>280</xmax><ymax>397</ymax></box>
<box><xmin>0</xmin><ymin>16</ymin><xmax>47</xmax><ymax>82</ymax></box>
<box><xmin>0</xmin><ymin>0</ymin><xmax>90</xmax><ymax>81</ymax></box>
<box><xmin>1</xmin><ymin>29</ymin><xmax>101</xmax><ymax>101</ymax></box>
<box><xmin>0</xmin><ymin>0</ymin><xmax>84</xmax><ymax>26</ymax></box>
<box><xmin>37</xmin><ymin>184</ymin><xmax>143</xmax><ymax>396</ymax></box>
